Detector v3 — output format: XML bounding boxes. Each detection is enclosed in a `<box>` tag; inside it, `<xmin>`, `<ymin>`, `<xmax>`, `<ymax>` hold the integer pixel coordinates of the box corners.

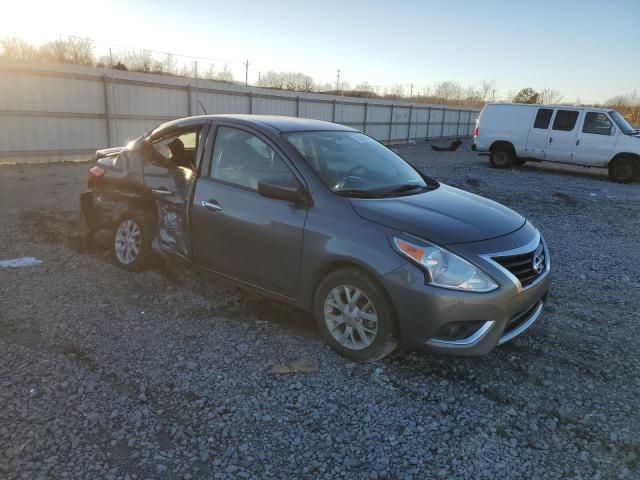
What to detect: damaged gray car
<box><xmin>81</xmin><ymin>115</ymin><xmax>550</xmax><ymax>362</ymax></box>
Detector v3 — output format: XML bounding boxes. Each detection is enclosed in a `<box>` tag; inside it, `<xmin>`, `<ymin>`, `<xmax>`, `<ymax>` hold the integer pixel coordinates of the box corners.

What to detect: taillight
<box><xmin>474</xmin><ymin>127</ymin><xmax>479</xmax><ymax>138</ymax></box>
<box><xmin>88</xmin><ymin>166</ymin><xmax>105</xmax><ymax>186</ymax></box>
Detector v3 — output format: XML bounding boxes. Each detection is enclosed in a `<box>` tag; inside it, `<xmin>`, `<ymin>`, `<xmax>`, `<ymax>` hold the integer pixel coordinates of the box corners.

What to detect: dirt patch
<box><xmin>553</xmin><ymin>192</ymin><xmax>579</xmax><ymax>207</ymax></box>
<box><xmin>465</xmin><ymin>178</ymin><xmax>481</xmax><ymax>188</ymax></box>
<box><xmin>20</xmin><ymin>210</ymin><xmax>89</xmax><ymax>253</ymax></box>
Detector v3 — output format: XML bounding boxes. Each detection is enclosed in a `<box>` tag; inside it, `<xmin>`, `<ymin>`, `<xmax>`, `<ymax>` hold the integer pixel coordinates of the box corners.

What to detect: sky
<box><xmin>3</xmin><ymin>0</ymin><xmax>639</xmax><ymax>103</ymax></box>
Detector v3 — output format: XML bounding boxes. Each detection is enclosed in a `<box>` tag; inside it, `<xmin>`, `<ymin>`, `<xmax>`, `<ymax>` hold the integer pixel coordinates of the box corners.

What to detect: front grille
<box><xmin>493</xmin><ymin>241</ymin><xmax>546</xmax><ymax>287</ymax></box>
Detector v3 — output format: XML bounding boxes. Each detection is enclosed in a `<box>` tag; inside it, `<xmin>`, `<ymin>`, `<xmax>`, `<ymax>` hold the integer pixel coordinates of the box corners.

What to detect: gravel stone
<box><xmin>1</xmin><ymin>143</ymin><xmax>638</xmax><ymax>479</ymax></box>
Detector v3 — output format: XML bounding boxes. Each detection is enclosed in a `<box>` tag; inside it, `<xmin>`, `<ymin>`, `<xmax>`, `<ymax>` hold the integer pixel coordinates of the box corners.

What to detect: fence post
<box><xmin>440</xmin><ymin>107</ymin><xmax>445</xmax><ymax>138</ymax></box>
<box><xmin>102</xmin><ymin>75</ymin><xmax>112</xmax><ymax>148</ymax></box>
<box><xmin>407</xmin><ymin>105</ymin><xmax>413</xmax><ymax>143</ymax></box>
<box><xmin>332</xmin><ymin>99</ymin><xmax>337</xmax><ymax>122</ymax></box>
<box><xmin>426</xmin><ymin>106</ymin><xmax>431</xmax><ymax>140</ymax></box>
<box><xmin>388</xmin><ymin>104</ymin><xmax>394</xmax><ymax>143</ymax></box>
<box><xmin>296</xmin><ymin>96</ymin><xmax>300</xmax><ymax>117</ymax></box>
<box><xmin>363</xmin><ymin>102</ymin><xmax>368</xmax><ymax>134</ymax></box>
<box><xmin>456</xmin><ymin>109</ymin><xmax>461</xmax><ymax>137</ymax></box>
<box><xmin>187</xmin><ymin>84</ymin><xmax>193</xmax><ymax>116</ymax></box>
<box><xmin>249</xmin><ymin>92</ymin><xmax>253</xmax><ymax>114</ymax></box>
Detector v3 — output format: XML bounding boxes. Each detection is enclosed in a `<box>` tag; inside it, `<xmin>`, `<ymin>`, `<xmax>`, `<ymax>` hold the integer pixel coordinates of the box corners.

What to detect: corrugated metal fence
<box><xmin>0</xmin><ymin>58</ymin><xmax>480</xmax><ymax>164</ymax></box>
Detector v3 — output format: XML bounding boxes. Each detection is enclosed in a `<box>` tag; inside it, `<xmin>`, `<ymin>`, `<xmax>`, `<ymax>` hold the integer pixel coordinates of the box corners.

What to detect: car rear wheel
<box><xmin>314</xmin><ymin>267</ymin><xmax>398</xmax><ymax>362</ymax></box>
<box><xmin>608</xmin><ymin>157</ymin><xmax>639</xmax><ymax>183</ymax></box>
<box><xmin>112</xmin><ymin>212</ymin><xmax>153</xmax><ymax>271</ymax></box>
<box><xmin>490</xmin><ymin>145</ymin><xmax>514</xmax><ymax>169</ymax></box>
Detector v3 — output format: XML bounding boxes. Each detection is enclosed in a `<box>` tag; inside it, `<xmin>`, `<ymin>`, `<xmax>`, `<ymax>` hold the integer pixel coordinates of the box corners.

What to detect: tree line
<box><xmin>1</xmin><ymin>36</ymin><xmax>638</xmax><ymax>123</ymax></box>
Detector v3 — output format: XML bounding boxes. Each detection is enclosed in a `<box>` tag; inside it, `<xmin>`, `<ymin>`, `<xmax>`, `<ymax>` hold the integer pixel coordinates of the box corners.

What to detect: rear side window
<box><xmin>582</xmin><ymin>112</ymin><xmax>612</xmax><ymax>135</ymax></box>
<box><xmin>533</xmin><ymin>108</ymin><xmax>553</xmax><ymax>129</ymax></box>
<box><xmin>552</xmin><ymin>110</ymin><xmax>579</xmax><ymax>131</ymax></box>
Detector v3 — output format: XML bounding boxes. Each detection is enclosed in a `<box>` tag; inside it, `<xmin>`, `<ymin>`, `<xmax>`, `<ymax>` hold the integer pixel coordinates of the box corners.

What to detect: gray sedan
<box><xmin>81</xmin><ymin>115</ymin><xmax>550</xmax><ymax>361</ymax></box>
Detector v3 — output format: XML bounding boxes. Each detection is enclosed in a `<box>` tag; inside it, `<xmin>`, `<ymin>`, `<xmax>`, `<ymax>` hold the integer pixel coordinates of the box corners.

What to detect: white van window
<box><xmin>552</xmin><ymin>110</ymin><xmax>579</xmax><ymax>131</ymax></box>
<box><xmin>533</xmin><ymin>108</ymin><xmax>553</xmax><ymax>129</ymax></box>
<box><xmin>582</xmin><ymin>112</ymin><xmax>612</xmax><ymax>135</ymax></box>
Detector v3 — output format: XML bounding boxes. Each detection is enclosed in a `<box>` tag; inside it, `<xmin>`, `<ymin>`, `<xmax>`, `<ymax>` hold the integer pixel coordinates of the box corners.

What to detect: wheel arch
<box><xmin>306</xmin><ymin>259</ymin><xmax>398</xmax><ymax>317</ymax></box>
<box><xmin>489</xmin><ymin>140</ymin><xmax>516</xmax><ymax>153</ymax></box>
<box><xmin>608</xmin><ymin>152</ymin><xmax>640</xmax><ymax>166</ymax></box>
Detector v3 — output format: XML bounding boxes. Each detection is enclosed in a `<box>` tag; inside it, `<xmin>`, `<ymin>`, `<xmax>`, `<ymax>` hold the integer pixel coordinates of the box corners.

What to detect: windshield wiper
<box><xmin>334</xmin><ymin>189</ymin><xmax>381</xmax><ymax>198</ymax></box>
<box><xmin>380</xmin><ymin>183</ymin><xmax>432</xmax><ymax>196</ymax></box>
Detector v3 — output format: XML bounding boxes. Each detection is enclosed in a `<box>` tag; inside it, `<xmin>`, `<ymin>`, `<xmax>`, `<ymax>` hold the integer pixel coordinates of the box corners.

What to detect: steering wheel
<box><xmin>346</xmin><ymin>165</ymin><xmax>368</xmax><ymax>177</ymax></box>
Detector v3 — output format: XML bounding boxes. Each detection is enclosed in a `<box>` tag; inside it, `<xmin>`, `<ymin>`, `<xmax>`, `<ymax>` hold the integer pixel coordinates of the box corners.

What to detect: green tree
<box><xmin>512</xmin><ymin>87</ymin><xmax>540</xmax><ymax>104</ymax></box>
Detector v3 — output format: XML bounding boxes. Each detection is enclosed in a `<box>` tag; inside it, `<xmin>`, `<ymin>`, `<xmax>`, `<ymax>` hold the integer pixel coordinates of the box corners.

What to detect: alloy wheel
<box><xmin>323</xmin><ymin>285</ymin><xmax>379</xmax><ymax>350</ymax></box>
<box><xmin>114</xmin><ymin>219</ymin><xmax>142</xmax><ymax>265</ymax></box>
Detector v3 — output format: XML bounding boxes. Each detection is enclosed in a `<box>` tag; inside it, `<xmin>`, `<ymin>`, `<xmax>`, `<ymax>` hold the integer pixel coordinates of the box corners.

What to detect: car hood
<box><xmin>350</xmin><ymin>184</ymin><xmax>525</xmax><ymax>245</ymax></box>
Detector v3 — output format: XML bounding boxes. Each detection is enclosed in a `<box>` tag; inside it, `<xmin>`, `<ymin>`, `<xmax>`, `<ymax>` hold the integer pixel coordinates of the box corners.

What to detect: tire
<box><xmin>490</xmin><ymin>144</ymin><xmax>514</xmax><ymax>169</ymax></box>
<box><xmin>314</xmin><ymin>267</ymin><xmax>399</xmax><ymax>362</ymax></box>
<box><xmin>608</xmin><ymin>157</ymin><xmax>639</xmax><ymax>183</ymax></box>
<box><xmin>513</xmin><ymin>158</ymin><xmax>527</xmax><ymax>166</ymax></box>
<box><xmin>111</xmin><ymin>211</ymin><xmax>154</xmax><ymax>271</ymax></box>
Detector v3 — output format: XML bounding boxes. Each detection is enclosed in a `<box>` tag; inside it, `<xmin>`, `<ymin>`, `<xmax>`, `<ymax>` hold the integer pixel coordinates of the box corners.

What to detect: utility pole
<box><xmin>244</xmin><ymin>59</ymin><xmax>250</xmax><ymax>87</ymax></box>
<box><xmin>258</xmin><ymin>72</ymin><xmax>261</xmax><ymax>85</ymax></box>
<box><xmin>410</xmin><ymin>84</ymin><xmax>413</xmax><ymax>98</ymax></box>
<box><xmin>109</xmin><ymin>48</ymin><xmax>113</xmax><ymax>68</ymax></box>
<box><xmin>336</xmin><ymin>69</ymin><xmax>341</xmax><ymax>92</ymax></box>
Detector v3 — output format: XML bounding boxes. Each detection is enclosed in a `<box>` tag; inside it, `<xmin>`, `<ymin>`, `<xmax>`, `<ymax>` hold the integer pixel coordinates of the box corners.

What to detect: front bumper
<box><xmin>381</xmin><ymin>224</ymin><xmax>551</xmax><ymax>355</ymax></box>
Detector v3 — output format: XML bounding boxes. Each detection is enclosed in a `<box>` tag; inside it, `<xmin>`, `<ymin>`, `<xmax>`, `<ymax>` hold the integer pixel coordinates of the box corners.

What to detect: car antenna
<box><xmin>198</xmin><ymin>101</ymin><xmax>208</xmax><ymax>115</ymax></box>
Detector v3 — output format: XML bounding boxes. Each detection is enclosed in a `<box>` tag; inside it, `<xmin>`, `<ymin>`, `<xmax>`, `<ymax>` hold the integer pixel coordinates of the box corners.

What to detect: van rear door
<box><xmin>545</xmin><ymin>109</ymin><xmax>581</xmax><ymax>162</ymax></box>
<box><xmin>526</xmin><ymin>108</ymin><xmax>553</xmax><ymax>159</ymax></box>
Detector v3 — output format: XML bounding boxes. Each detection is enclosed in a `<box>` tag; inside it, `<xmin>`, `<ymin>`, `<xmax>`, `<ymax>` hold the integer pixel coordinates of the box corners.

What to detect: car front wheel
<box><xmin>609</xmin><ymin>157</ymin><xmax>639</xmax><ymax>183</ymax></box>
<box><xmin>314</xmin><ymin>267</ymin><xmax>398</xmax><ymax>362</ymax></box>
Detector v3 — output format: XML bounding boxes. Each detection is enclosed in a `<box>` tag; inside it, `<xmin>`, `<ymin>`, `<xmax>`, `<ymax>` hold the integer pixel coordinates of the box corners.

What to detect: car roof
<box><xmin>150</xmin><ymin>114</ymin><xmax>357</xmax><ymax>139</ymax></box>
<box><xmin>486</xmin><ymin>102</ymin><xmax>611</xmax><ymax>113</ymax></box>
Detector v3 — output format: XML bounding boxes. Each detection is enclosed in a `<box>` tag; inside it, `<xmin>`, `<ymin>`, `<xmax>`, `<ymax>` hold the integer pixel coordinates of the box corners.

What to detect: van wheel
<box><xmin>112</xmin><ymin>211</ymin><xmax>154</xmax><ymax>271</ymax></box>
<box><xmin>514</xmin><ymin>158</ymin><xmax>527</xmax><ymax>166</ymax></box>
<box><xmin>609</xmin><ymin>157</ymin><xmax>639</xmax><ymax>183</ymax></box>
<box><xmin>490</xmin><ymin>145</ymin><xmax>514</xmax><ymax>168</ymax></box>
<box><xmin>314</xmin><ymin>267</ymin><xmax>399</xmax><ymax>362</ymax></box>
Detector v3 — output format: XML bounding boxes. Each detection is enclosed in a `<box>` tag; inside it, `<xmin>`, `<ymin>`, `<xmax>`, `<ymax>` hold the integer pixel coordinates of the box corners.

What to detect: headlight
<box><xmin>393</xmin><ymin>237</ymin><xmax>498</xmax><ymax>292</ymax></box>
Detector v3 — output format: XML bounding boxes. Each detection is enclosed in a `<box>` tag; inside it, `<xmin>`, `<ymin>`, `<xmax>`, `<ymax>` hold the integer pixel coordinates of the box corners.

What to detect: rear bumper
<box><xmin>381</xmin><ymin>227</ymin><xmax>551</xmax><ymax>355</ymax></box>
<box><xmin>80</xmin><ymin>190</ymin><xmax>120</xmax><ymax>232</ymax></box>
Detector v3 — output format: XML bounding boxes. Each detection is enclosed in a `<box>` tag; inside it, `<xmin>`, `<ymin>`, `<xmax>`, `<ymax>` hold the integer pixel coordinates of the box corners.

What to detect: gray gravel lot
<box><xmin>1</xmin><ymin>142</ymin><xmax>639</xmax><ymax>479</ymax></box>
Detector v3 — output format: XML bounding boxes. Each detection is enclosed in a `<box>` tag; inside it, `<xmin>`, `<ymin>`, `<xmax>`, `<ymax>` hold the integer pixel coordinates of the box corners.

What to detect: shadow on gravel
<box><xmin>553</xmin><ymin>192</ymin><xmax>579</xmax><ymax>207</ymax></box>
<box><xmin>19</xmin><ymin>209</ymin><xmax>317</xmax><ymax>337</ymax></box>
<box><xmin>20</xmin><ymin>209</ymin><xmax>94</xmax><ymax>255</ymax></box>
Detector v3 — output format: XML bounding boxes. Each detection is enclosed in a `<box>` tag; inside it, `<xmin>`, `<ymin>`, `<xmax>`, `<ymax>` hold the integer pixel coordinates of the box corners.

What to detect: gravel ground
<box><xmin>1</xmin><ymin>142</ymin><xmax>639</xmax><ymax>480</ymax></box>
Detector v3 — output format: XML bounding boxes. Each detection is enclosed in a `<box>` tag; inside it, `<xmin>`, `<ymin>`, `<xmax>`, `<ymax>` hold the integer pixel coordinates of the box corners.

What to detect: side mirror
<box><xmin>258</xmin><ymin>176</ymin><xmax>307</xmax><ymax>205</ymax></box>
<box><xmin>611</xmin><ymin>126</ymin><xmax>617</xmax><ymax>136</ymax></box>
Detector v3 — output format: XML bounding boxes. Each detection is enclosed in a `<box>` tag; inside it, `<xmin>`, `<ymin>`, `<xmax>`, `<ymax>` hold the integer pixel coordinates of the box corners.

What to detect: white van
<box><xmin>472</xmin><ymin>103</ymin><xmax>640</xmax><ymax>183</ymax></box>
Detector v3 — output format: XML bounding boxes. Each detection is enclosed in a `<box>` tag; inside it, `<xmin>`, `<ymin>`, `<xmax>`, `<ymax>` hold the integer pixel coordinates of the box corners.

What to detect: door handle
<box><xmin>576</xmin><ymin>139</ymin><xmax>580</xmax><ymax>145</ymax></box>
<box><xmin>151</xmin><ymin>188</ymin><xmax>173</xmax><ymax>196</ymax></box>
<box><xmin>549</xmin><ymin>137</ymin><xmax>553</xmax><ymax>144</ymax></box>
<box><xmin>201</xmin><ymin>200</ymin><xmax>223</xmax><ymax>212</ymax></box>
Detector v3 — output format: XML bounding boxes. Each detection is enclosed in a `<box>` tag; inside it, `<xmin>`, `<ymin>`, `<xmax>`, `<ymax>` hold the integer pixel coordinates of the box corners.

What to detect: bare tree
<box><xmin>258</xmin><ymin>71</ymin><xmax>286</xmax><ymax>89</ymax></box>
<box><xmin>479</xmin><ymin>80</ymin><xmax>496</xmax><ymax>102</ymax></box>
<box><xmin>538</xmin><ymin>87</ymin><xmax>563</xmax><ymax>104</ymax></box>
<box><xmin>163</xmin><ymin>53</ymin><xmax>178</xmax><ymax>75</ymax></box>
<box><xmin>0</xmin><ymin>37</ymin><xmax>36</xmax><ymax>59</ymax></box>
<box><xmin>123</xmin><ymin>49</ymin><xmax>154</xmax><ymax>72</ymax></box>
<box><xmin>606</xmin><ymin>90</ymin><xmax>640</xmax><ymax>126</ymax></box>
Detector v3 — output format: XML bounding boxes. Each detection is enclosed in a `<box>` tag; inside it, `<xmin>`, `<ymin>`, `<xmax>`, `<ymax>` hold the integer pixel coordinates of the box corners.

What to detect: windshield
<box><xmin>609</xmin><ymin>110</ymin><xmax>636</xmax><ymax>134</ymax></box>
<box><xmin>284</xmin><ymin>131</ymin><xmax>428</xmax><ymax>196</ymax></box>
